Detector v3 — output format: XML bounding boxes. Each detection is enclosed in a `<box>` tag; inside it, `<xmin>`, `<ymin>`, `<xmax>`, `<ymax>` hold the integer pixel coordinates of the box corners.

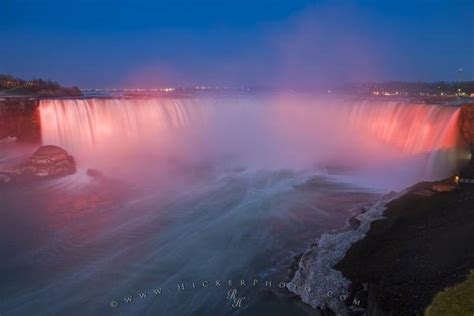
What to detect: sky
<box><xmin>0</xmin><ymin>0</ymin><xmax>473</xmax><ymax>88</ymax></box>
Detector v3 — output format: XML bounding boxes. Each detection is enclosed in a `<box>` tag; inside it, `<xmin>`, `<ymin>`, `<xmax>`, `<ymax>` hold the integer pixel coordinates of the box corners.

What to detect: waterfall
<box><xmin>38</xmin><ymin>97</ymin><xmax>468</xmax><ymax>190</ymax></box>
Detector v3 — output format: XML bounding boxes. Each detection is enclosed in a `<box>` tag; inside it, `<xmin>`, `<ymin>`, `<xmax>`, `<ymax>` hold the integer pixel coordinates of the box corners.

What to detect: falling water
<box><xmin>39</xmin><ymin>96</ymin><xmax>467</xmax><ymax>189</ymax></box>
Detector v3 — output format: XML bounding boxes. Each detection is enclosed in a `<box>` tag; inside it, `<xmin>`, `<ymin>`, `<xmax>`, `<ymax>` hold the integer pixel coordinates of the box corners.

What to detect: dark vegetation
<box><xmin>0</xmin><ymin>74</ymin><xmax>81</xmax><ymax>97</ymax></box>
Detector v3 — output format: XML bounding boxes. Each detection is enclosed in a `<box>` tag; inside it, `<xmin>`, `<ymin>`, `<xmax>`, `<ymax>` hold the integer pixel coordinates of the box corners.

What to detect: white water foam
<box><xmin>287</xmin><ymin>192</ymin><xmax>400</xmax><ymax>315</ymax></box>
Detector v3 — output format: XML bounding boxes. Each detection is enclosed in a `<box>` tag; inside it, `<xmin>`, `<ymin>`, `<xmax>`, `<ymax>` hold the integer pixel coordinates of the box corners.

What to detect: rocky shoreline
<box><xmin>287</xmin><ymin>177</ymin><xmax>474</xmax><ymax>315</ymax></box>
<box><xmin>286</xmin><ymin>192</ymin><xmax>399</xmax><ymax>316</ymax></box>
<box><xmin>336</xmin><ymin>179</ymin><xmax>474</xmax><ymax>315</ymax></box>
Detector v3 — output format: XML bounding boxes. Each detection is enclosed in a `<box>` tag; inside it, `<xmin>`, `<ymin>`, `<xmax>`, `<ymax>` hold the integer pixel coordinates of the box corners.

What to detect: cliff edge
<box><xmin>461</xmin><ymin>104</ymin><xmax>474</xmax><ymax>164</ymax></box>
<box><xmin>0</xmin><ymin>98</ymin><xmax>40</xmax><ymax>142</ymax></box>
<box><xmin>335</xmin><ymin>181</ymin><xmax>474</xmax><ymax>315</ymax></box>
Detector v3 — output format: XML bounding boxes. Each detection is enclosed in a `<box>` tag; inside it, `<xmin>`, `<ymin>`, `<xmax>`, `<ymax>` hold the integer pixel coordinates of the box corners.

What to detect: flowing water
<box><xmin>0</xmin><ymin>95</ymin><xmax>469</xmax><ymax>315</ymax></box>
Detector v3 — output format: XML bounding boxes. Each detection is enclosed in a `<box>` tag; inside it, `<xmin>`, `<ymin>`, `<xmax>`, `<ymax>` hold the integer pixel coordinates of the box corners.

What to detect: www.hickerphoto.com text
<box><xmin>110</xmin><ymin>278</ymin><xmax>362</xmax><ymax>309</ymax></box>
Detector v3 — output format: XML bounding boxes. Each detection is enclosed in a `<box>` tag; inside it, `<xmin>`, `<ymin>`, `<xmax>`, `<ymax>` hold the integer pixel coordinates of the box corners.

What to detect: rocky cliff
<box><xmin>335</xmin><ymin>181</ymin><xmax>474</xmax><ymax>315</ymax></box>
<box><xmin>461</xmin><ymin>104</ymin><xmax>474</xmax><ymax>164</ymax></box>
<box><xmin>0</xmin><ymin>97</ymin><xmax>40</xmax><ymax>142</ymax></box>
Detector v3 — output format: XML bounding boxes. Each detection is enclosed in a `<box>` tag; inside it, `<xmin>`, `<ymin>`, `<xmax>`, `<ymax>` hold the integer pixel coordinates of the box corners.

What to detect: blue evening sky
<box><xmin>0</xmin><ymin>0</ymin><xmax>472</xmax><ymax>88</ymax></box>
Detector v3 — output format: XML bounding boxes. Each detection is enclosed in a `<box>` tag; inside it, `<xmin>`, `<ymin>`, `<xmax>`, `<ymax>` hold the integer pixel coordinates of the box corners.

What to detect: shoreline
<box><xmin>287</xmin><ymin>178</ymin><xmax>474</xmax><ymax>315</ymax></box>
<box><xmin>286</xmin><ymin>190</ymin><xmax>401</xmax><ymax>315</ymax></box>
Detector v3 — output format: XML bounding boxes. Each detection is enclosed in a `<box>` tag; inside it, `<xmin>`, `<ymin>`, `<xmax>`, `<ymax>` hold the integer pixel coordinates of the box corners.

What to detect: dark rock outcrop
<box><xmin>86</xmin><ymin>168</ymin><xmax>103</xmax><ymax>178</ymax></box>
<box><xmin>4</xmin><ymin>145</ymin><xmax>76</xmax><ymax>178</ymax></box>
<box><xmin>0</xmin><ymin>97</ymin><xmax>40</xmax><ymax>142</ymax></box>
<box><xmin>335</xmin><ymin>182</ymin><xmax>474</xmax><ymax>315</ymax></box>
<box><xmin>461</xmin><ymin>104</ymin><xmax>474</xmax><ymax>164</ymax></box>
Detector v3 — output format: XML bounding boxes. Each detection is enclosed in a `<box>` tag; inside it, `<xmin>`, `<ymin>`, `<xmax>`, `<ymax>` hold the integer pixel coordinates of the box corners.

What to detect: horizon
<box><xmin>2</xmin><ymin>72</ymin><xmax>474</xmax><ymax>91</ymax></box>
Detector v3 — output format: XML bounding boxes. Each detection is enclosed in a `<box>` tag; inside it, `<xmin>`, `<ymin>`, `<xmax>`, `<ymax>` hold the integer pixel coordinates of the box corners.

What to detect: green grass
<box><xmin>425</xmin><ymin>270</ymin><xmax>474</xmax><ymax>316</ymax></box>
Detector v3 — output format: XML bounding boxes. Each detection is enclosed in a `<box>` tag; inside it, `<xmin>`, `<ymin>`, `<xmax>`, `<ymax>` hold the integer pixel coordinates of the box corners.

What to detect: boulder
<box><xmin>86</xmin><ymin>168</ymin><xmax>103</xmax><ymax>178</ymax></box>
<box><xmin>5</xmin><ymin>145</ymin><xmax>76</xmax><ymax>178</ymax></box>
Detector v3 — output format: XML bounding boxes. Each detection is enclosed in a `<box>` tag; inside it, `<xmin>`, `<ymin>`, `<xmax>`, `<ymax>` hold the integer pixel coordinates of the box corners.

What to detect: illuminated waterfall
<box><xmin>38</xmin><ymin>97</ymin><xmax>468</xmax><ymax>189</ymax></box>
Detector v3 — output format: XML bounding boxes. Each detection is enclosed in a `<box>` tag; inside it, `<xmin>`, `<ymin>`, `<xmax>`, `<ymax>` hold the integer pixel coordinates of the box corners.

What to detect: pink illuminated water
<box><xmin>39</xmin><ymin>97</ymin><xmax>468</xmax><ymax>190</ymax></box>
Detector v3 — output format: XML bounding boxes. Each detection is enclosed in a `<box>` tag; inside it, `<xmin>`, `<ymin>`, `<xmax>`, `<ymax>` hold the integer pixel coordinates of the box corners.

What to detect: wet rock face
<box><xmin>5</xmin><ymin>145</ymin><xmax>76</xmax><ymax>178</ymax></box>
<box><xmin>461</xmin><ymin>105</ymin><xmax>474</xmax><ymax>141</ymax></box>
<box><xmin>461</xmin><ymin>104</ymin><xmax>474</xmax><ymax>163</ymax></box>
<box><xmin>0</xmin><ymin>98</ymin><xmax>41</xmax><ymax>142</ymax></box>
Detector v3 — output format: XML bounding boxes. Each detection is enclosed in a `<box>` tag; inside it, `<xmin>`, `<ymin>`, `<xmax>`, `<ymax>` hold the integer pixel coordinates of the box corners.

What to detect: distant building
<box><xmin>26</xmin><ymin>81</ymin><xmax>39</xmax><ymax>87</ymax></box>
<box><xmin>0</xmin><ymin>80</ymin><xmax>21</xmax><ymax>88</ymax></box>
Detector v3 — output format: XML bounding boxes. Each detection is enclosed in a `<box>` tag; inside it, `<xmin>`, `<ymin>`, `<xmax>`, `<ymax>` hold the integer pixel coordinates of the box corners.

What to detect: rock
<box><xmin>432</xmin><ymin>182</ymin><xmax>456</xmax><ymax>192</ymax></box>
<box><xmin>0</xmin><ymin>98</ymin><xmax>41</xmax><ymax>142</ymax></box>
<box><xmin>4</xmin><ymin>145</ymin><xmax>76</xmax><ymax>178</ymax></box>
<box><xmin>86</xmin><ymin>168</ymin><xmax>103</xmax><ymax>178</ymax></box>
<box><xmin>336</xmin><ymin>180</ymin><xmax>474</xmax><ymax>315</ymax></box>
<box><xmin>459</xmin><ymin>164</ymin><xmax>474</xmax><ymax>180</ymax></box>
<box><xmin>461</xmin><ymin>104</ymin><xmax>474</xmax><ymax>164</ymax></box>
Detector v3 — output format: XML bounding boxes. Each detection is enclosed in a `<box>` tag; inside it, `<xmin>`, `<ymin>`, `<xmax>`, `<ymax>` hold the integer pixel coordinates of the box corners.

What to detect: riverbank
<box><xmin>336</xmin><ymin>179</ymin><xmax>474</xmax><ymax>315</ymax></box>
<box><xmin>288</xmin><ymin>177</ymin><xmax>474</xmax><ymax>315</ymax></box>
